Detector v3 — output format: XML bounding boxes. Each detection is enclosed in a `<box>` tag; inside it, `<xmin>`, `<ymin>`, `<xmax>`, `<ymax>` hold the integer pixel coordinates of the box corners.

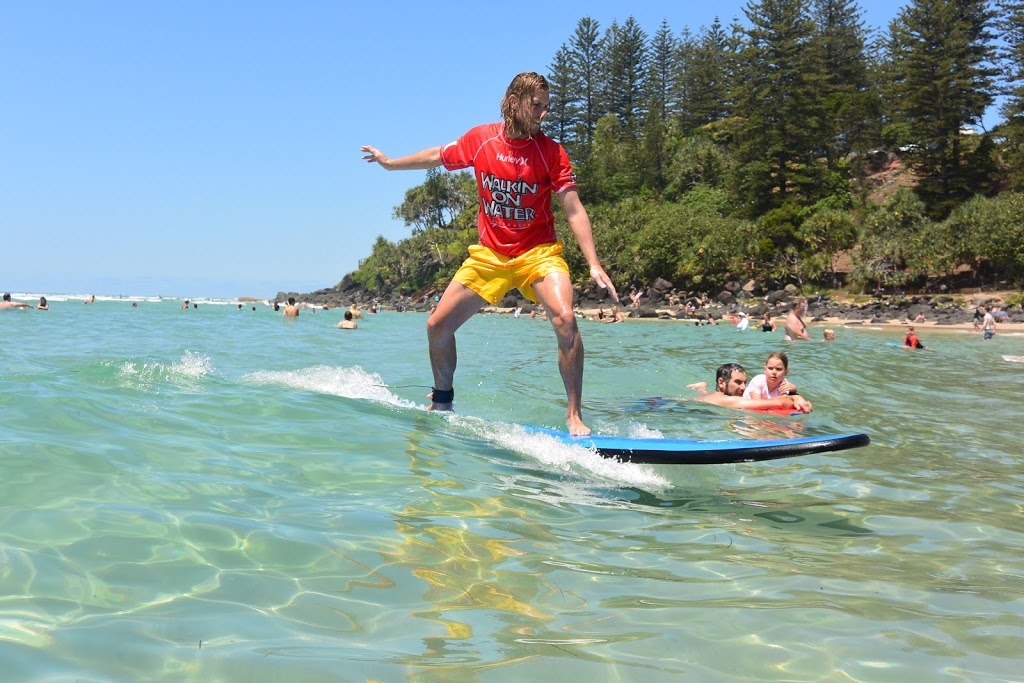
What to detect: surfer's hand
<box><xmin>589</xmin><ymin>265</ymin><xmax>618</xmax><ymax>301</ymax></box>
<box><xmin>361</xmin><ymin>145</ymin><xmax>390</xmax><ymax>168</ymax></box>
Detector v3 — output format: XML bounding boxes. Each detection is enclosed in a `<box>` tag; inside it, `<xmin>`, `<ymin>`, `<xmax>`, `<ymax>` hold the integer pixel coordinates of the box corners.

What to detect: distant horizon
<box><xmin>3</xmin><ymin>276</ymin><xmax>337</xmax><ymax>301</ymax></box>
<box><xmin>6</xmin><ymin>291</ymin><xmax>265</xmax><ymax>302</ymax></box>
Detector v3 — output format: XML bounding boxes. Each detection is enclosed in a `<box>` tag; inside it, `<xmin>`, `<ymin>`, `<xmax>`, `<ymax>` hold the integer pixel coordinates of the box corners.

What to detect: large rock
<box><xmin>338</xmin><ymin>274</ymin><xmax>362</xmax><ymax>293</ymax></box>
<box><xmin>635</xmin><ymin>305</ymin><xmax>661</xmax><ymax>318</ymax></box>
<box><xmin>651</xmin><ymin>277</ymin><xmax>674</xmax><ymax>292</ymax></box>
<box><xmin>723</xmin><ymin>280</ymin><xmax>743</xmax><ymax>293</ymax></box>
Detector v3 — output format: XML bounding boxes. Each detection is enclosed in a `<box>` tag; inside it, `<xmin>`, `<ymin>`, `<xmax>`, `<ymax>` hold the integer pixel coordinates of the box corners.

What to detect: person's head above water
<box><xmin>715</xmin><ymin>363</ymin><xmax>747</xmax><ymax>396</ymax></box>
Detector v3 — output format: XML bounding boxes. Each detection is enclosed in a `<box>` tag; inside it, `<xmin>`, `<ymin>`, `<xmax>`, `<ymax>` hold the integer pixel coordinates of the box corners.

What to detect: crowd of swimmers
<box><xmin>5</xmin><ymin>285</ymin><xmax>1017</xmax><ymax>429</ymax></box>
<box><xmin>5</xmin><ymin>292</ymin><xmax>1009</xmax><ymax>351</ymax></box>
<box><xmin>2</xmin><ymin>292</ymin><xmax>366</xmax><ymax>330</ymax></box>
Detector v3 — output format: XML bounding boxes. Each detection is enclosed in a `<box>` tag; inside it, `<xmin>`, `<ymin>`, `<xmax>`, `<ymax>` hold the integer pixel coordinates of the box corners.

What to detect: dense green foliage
<box><xmin>348</xmin><ymin>0</ymin><xmax>1024</xmax><ymax>297</ymax></box>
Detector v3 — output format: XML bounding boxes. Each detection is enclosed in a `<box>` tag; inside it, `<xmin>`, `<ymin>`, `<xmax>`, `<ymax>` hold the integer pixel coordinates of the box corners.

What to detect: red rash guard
<box><xmin>439</xmin><ymin>122</ymin><xmax>577</xmax><ymax>257</ymax></box>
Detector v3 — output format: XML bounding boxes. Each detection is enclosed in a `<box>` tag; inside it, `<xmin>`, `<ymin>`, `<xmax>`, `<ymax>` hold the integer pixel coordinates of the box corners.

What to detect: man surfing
<box><xmin>362</xmin><ymin>72</ymin><xmax>617</xmax><ymax>435</ymax></box>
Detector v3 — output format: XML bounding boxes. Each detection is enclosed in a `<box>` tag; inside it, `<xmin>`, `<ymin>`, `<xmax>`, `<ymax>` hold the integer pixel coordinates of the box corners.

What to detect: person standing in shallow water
<box><xmin>784</xmin><ymin>300</ymin><xmax>811</xmax><ymax>341</ymax></box>
<box><xmin>1</xmin><ymin>293</ymin><xmax>30</xmax><ymax>309</ymax></box>
<box><xmin>982</xmin><ymin>306</ymin><xmax>996</xmax><ymax>340</ymax></box>
<box><xmin>336</xmin><ymin>310</ymin><xmax>358</xmax><ymax>329</ymax></box>
<box><xmin>362</xmin><ymin>72</ymin><xmax>618</xmax><ymax>435</ymax></box>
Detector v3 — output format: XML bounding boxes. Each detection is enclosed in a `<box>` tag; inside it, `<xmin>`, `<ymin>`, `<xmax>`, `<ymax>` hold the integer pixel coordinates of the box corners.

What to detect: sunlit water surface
<box><xmin>2</xmin><ymin>298</ymin><xmax>1023</xmax><ymax>682</ymax></box>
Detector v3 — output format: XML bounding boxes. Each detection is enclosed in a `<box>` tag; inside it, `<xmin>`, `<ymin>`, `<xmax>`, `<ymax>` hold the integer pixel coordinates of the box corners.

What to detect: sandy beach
<box><xmin>485</xmin><ymin>306</ymin><xmax>1024</xmax><ymax>335</ymax></box>
<box><xmin>807</xmin><ymin>316</ymin><xmax>1024</xmax><ymax>333</ymax></box>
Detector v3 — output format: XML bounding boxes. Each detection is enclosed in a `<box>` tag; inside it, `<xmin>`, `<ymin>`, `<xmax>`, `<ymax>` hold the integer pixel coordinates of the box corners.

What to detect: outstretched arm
<box><xmin>747</xmin><ymin>394</ymin><xmax>812</xmax><ymax>412</ymax></box>
<box><xmin>558</xmin><ymin>189</ymin><xmax>618</xmax><ymax>301</ymax></box>
<box><xmin>701</xmin><ymin>393</ymin><xmax>813</xmax><ymax>413</ymax></box>
<box><xmin>361</xmin><ymin>145</ymin><xmax>442</xmax><ymax>171</ymax></box>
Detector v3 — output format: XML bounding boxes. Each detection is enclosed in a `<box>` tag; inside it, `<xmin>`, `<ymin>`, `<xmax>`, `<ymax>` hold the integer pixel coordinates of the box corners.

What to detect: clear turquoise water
<box><xmin>2</xmin><ymin>296</ymin><xmax>1023</xmax><ymax>682</ymax></box>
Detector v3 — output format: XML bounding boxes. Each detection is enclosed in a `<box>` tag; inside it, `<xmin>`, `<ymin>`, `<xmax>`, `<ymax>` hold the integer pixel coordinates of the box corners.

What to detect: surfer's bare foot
<box><xmin>566</xmin><ymin>415</ymin><xmax>590</xmax><ymax>436</ymax></box>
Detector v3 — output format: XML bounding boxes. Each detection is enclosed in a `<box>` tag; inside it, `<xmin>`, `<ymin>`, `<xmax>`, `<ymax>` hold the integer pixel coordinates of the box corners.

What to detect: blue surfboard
<box><xmin>525</xmin><ymin>427</ymin><xmax>870</xmax><ymax>464</ymax></box>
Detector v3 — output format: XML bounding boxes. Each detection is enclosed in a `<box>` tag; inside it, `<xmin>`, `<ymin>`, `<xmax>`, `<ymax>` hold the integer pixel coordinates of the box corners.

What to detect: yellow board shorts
<box><xmin>453</xmin><ymin>241</ymin><xmax>570</xmax><ymax>305</ymax></box>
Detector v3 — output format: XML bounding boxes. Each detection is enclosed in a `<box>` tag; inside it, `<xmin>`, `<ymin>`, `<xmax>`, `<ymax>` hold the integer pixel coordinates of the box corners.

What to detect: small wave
<box><xmin>14</xmin><ymin>293</ymin><xmax>165</xmax><ymax>303</ymax></box>
<box><xmin>445</xmin><ymin>415</ymin><xmax>671</xmax><ymax>490</ymax></box>
<box><xmin>117</xmin><ymin>351</ymin><xmax>214</xmax><ymax>386</ymax></box>
<box><xmin>243</xmin><ymin>365</ymin><xmax>419</xmax><ymax>409</ymax></box>
<box><xmin>242</xmin><ymin>366</ymin><xmax>675</xmax><ymax>489</ymax></box>
<box><xmin>169</xmin><ymin>351</ymin><xmax>214</xmax><ymax>378</ymax></box>
<box><xmin>623</xmin><ymin>422</ymin><xmax>664</xmax><ymax>439</ymax></box>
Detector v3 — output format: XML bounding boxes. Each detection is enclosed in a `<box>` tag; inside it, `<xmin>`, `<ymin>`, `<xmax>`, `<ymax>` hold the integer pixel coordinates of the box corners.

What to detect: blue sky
<box><xmin>0</xmin><ymin>0</ymin><xmax>997</xmax><ymax>298</ymax></box>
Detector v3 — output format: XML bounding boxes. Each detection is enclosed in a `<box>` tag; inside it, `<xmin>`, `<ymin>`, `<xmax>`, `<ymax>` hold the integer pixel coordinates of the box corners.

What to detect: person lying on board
<box><xmin>687</xmin><ymin>363</ymin><xmax>813</xmax><ymax>413</ymax></box>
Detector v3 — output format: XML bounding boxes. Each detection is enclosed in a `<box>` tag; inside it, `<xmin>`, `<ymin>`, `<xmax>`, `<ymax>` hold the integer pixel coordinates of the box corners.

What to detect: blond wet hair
<box><xmin>501</xmin><ymin>72</ymin><xmax>549</xmax><ymax>139</ymax></box>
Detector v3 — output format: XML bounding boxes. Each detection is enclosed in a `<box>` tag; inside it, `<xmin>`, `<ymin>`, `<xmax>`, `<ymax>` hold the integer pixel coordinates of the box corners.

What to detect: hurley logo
<box><xmin>495</xmin><ymin>152</ymin><xmax>529</xmax><ymax>166</ymax></box>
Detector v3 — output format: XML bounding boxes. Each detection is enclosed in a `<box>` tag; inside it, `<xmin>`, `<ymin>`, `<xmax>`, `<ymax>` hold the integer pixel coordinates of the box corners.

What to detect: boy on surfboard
<box><xmin>362</xmin><ymin>72</ymin><xmax>618</xmax><ymax>436</ymax></box>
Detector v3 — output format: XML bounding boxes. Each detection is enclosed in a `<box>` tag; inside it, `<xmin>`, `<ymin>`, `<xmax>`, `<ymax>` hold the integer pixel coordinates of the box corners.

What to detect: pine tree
<box><xmin>888</xmin><ymin>0</ymin><xmax>999</xmax><ymax>216</ymax></box>
<box><xmin>546</xmin><ymin>44</ymin><xmax>583</xmax><ymax>157</ymax></box>
<box><xmin>639</xmin><ymin>20</ymin><xmax>680</xmax><ymax>195</ymax></box>
<box><xmin>873</xmin><ymin>16</ymin><xmax>912</xmax><ymax>130</ymax></box>
<box><xmin>567</xmin><ymin>17</ymin><xmax>606</xmax><ymax>157</ymax></box>
<box><xmin>995</xmin><ymin>0</ymin><xmax>1024</xmax><ymax>189</ymax></box>
<box><xmin>679</xmin><ymin>18</ymin><xmax>735</xmax><ymax>133</ymax></box>
<box><xmin>732</xmin><ymin>0</ymin><xmax>830</xmax><ymax>214</ymax></box>
<box><xmin>645</xmin><ymin>20</ymin><xmax>679</xmax><ymax>122</ymax></box>
<box><xmin>602</xmin><ymin>17</ymin><xmax>649</xmax><ymax>131</ymax></box>
<box><xmin>810</xmin><ymin>0</ymin><xmax>880</xmax><ymax>159</ymax></box>
<box><xmin>673</xmin><ymin>28</ymin><xmax>696</xmax><ymax>128</ymax></box>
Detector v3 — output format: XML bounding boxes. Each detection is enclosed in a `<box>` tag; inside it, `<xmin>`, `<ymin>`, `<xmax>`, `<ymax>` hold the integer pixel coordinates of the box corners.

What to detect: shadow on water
<box><xmin>618</xmin><ymin>487</ymin><xmax>874</xmax><ymax>536</ymax></box>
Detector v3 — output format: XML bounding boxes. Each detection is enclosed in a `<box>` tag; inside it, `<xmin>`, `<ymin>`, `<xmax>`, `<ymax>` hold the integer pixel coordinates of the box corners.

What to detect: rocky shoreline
<box><xmin>276</xmin><ymin>275</ymin><xmax>1021</xmax><ymax>328</ymax></box>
